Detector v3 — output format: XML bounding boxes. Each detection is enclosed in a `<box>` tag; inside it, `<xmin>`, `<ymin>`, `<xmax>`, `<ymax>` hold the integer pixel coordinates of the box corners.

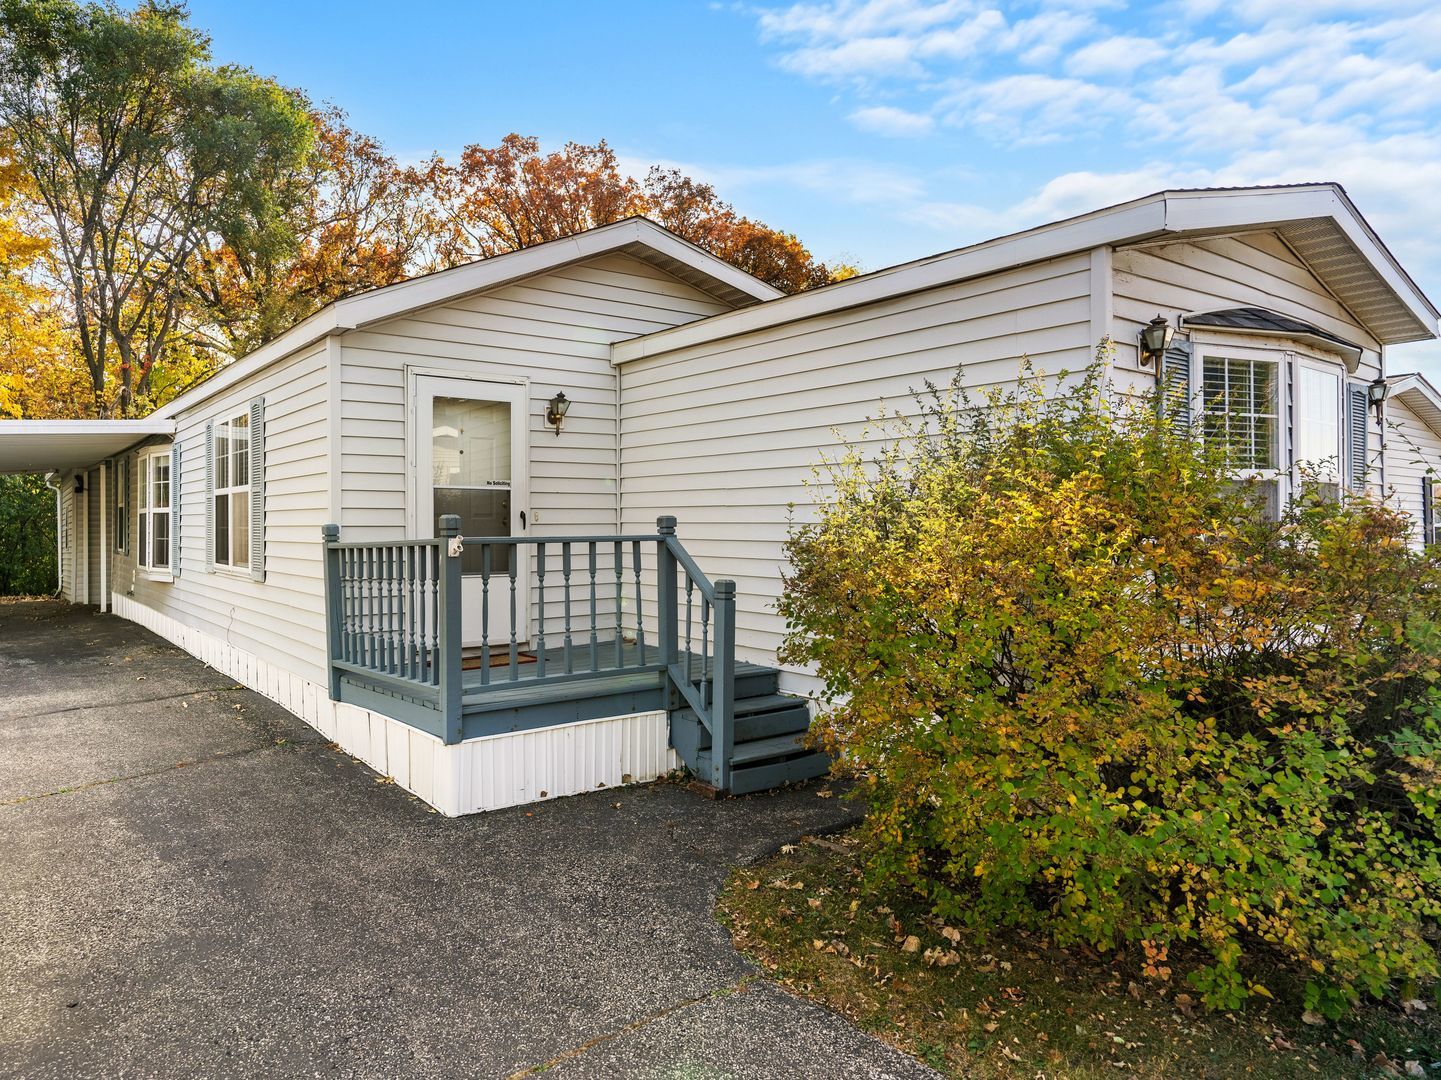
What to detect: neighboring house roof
<box><xmin>1387</xmin><ymin>372</ymin><xmax>1441</xmax><ymax>438</ymax></box>
<box><xmin>0</xmin><ymin>419</ymin><xmax>175</xmax><ymax>475</ymax></box>
<box><xmin>149</xmin><ymin>217</ymin><xmax>783</xmax><ymax>421</ymax></box>
<box><xmin>613</xmin><ymin>183</ymin><xmax>1440</xmax><ymax>364</ymax></box>
<box><xmin>1183</xmin><ymin>307</ymin><xmax>1364</xmax><ymax>367</ymax></box>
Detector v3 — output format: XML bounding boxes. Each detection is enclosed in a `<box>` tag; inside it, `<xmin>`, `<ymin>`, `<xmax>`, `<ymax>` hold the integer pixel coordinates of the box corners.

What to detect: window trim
<box><xmin>211</xmin><ymin>412</ymin><xmax>251</xmax><ymax>574</ymax></box>
<box><xmin>136</xmin><ymin>447</ymin><xmax>173</xmax><ymax>581</ymax></box>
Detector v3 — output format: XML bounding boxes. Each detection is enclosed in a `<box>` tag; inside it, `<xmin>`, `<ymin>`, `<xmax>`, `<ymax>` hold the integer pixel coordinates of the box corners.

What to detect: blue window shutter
<box><xmin>204</xmin><ymin>421</ymin><xmax>215</xmax><ymax>573</ymax></box>
<box><xmin>1423</xmin><ymin>477</ymin><xmax>1435</xmax><ymax>547</ymax></box>
<box><xmin>249</xmin><ymin>397</ymin><xmax>265</xmax><ymax>582</ymax></box>
<box><xmin>170</xmin><ymin>442</ymin><xmax>181</xmax><ymax>576</ymax></box>
<box><xmin>1160</xmin><ymin>340</ymin><xmax>1192</xmax><ymax>435</ymax></box>
<box><xmin>1347</xmin><ymin>387</ymin><xmax>1369</xmax><ymax>491</ymax></box>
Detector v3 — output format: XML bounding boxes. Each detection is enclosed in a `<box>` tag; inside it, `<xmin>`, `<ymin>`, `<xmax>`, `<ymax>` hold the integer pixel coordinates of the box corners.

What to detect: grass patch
<box><xmin>718</xmin><ymin>828</ymin><xmax>1441</xmax><ymax>1079</ymax></box>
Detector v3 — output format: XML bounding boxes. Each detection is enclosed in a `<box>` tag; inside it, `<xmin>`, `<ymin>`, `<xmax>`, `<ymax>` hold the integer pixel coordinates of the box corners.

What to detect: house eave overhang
<box><xmin>0</xmin><ymin>419</ymin><xmax>175</xmax><ymax>475</ymax></box>
<box><xmin>612</xmin><ymin>183</ymin><xmax>1439</xmax><ymax>365</ymax></box>
<box><xmin>151</xmin><ymin>217</ymin><xmax>782</xmax><ymax>422</ymax></box>
<box><xmin>1386</xmin><ymin>372</ymin><xmax>1441</xmax><ymax>438</ymax></box>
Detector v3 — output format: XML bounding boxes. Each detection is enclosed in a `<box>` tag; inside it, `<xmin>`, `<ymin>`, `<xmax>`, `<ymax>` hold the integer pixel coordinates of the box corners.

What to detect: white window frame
<box><xmin>136</xmin><ymin>447</ymin><xmax>173</xmax><ymax>581</ymax></box>
<box><xmin>212</xmin><ymin>412</ymin><xmax>251</xmax><ymax>573</ymax></box>
<box><xmin>1194</xmin><ymin>343</ymin><xmax>1284</xmax><ymax>504</ymax></box>
<box><xmin>1292</xmin><ymin>354</ymin><xmax>1346</xmax><ymax>498</ymax></box>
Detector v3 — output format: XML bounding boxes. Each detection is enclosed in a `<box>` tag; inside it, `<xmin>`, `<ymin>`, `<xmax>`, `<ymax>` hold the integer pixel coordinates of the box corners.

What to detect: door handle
<box><xmin>519</xmin><ymin>510</ymin><xmax>527</xmax><ymax>531</ymax></box>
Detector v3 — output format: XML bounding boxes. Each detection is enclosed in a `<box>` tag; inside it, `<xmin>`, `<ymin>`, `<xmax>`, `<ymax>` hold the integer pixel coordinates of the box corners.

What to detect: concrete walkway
<box><xmin>0</xmin><ymin>600</ymin><xmax>933</xmax><ymax>1080</ymax></box>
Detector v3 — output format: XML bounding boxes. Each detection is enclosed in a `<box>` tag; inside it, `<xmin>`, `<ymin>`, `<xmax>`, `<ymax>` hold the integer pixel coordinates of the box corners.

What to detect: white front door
<box><xmin>414</xmin><ymin>376</ymin><xmax>529</xmax><ymax>649</ymax></box>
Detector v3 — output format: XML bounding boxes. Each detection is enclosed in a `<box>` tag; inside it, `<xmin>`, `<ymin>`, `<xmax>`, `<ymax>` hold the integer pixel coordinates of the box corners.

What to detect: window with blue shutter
<box><xmin>1160</xmin><ymin>340</ymin><xmax>1192</xmax><ymax>435</ymax></box>
<box><xmin>170</xmin><ymin>442</ymin><xmax>181</xmax><ymax>576</ymax></box>
<box><xmin>1423</xmin><ymin>476</ymin><xmax>1436</xmax><ymax>548</ymax></box>
<box><xmin>248</xmin><ymin>397</ymin><xmax>265</xmax><ymax>582</ymax></box>
<box><xmin>1347</xmin><ymin>386</ymin><xmax>1369</xmax><ymax>491</ymax></box>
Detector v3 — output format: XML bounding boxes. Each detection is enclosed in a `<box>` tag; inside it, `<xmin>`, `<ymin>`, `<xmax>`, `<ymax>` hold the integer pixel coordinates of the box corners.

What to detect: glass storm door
<box><xmin>415</xmin><ymin>376</ymin><xmax>529</xmax><ymax>649</ymax></box>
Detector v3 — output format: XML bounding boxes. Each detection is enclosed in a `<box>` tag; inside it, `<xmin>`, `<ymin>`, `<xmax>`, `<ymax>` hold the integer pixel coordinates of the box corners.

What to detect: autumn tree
<box><xmin>190</xmin><ymin>106</ymin><xmax>436</xmax><ymax>357</ymax></box>
<box><xmin>424</xmin><ymin>134</ymin><xmax>849</xmax><ymax>293</ymax></box>
<box><xmin>0</xmin><ymin>128</ymin><xmax>69</xmax><ymax>418</ymax></box>
<box><xmin>0</xmin><ymin>0</ymin><xmax>313</xmax><ymax>416</ymax></box>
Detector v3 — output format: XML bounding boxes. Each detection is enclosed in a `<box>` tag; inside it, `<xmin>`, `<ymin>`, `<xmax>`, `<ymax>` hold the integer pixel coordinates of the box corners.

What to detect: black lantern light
<box><xmin>1138</xmin><ymin>314</ymin><xmax>1175</xmax><ymax>368</ymax></box>
<box><xmin>1368</xmin><ymin>377</ymin><xmax>1390</xmax><ymax>417</ymax></box>
<box><xmin>545</xmin><ymin>391</ymin><xmax>570</xmax><ymax>436</ymax></box>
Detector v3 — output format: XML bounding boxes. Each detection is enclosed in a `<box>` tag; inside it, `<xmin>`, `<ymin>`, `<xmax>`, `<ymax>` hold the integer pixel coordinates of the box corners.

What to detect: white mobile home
<box><xmin>3</xmin><ymin>184</ymin><xmax>1438</xmax><ymax>816</ymax></box>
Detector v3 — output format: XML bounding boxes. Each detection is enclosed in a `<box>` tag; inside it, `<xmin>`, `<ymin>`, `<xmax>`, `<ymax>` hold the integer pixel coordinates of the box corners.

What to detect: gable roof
<box><xmin>1387</xmin><ymin>372</ymin><xmax>1441</xmax><ymax>437</ymax></box>
<box><xmin>613</xmin><ymin>183</ymin><xmax>1440</xmax><ymax>364</ymax></box>
<box><xmin>152</xmin><ymin>217</ymin><xmax>782</xmax><ymax>420</ymax></box>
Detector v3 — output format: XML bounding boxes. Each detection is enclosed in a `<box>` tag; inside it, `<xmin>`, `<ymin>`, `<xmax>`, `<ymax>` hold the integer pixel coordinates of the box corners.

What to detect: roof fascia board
<box><xmin>1388</xmin><ymin>373</ymin><xmax>1441</xmax><ymax>411</ymax></box>
<box><xmin>153</xmin><ymin>218</ymin><xmax>779</xmax><ymax>420</ymax></box>
<box><xmin>1</xmin><ymin>418</ymin><xmax>175</xmax><ymax>436</ymax></box>
<box><xmin>151</xmin><ymin>307</ymin><xmax>340</xmax><ymax>420</ymax></box>
<box><xmin>342</xmin><ymin>219</ymin><xmax>781</xmax><ymax>332</ymax></box>
<box><xmin>613</xmin><ymin>197</ymin><xmax>1170</xmax><ymax>364</ymax></box>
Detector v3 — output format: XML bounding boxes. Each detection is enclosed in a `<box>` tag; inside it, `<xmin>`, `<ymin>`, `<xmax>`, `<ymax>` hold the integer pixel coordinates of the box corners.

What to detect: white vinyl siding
<box><xmin>1112</xmin><ymin>232</ymin><xmax>1382</xmax><ymax>374</ymax></box>
<box><xmin>337</xmin><ymin>253</ymin><xmax>732</xmax><ymax>641</ymax></box>
<box><xmin>618</xmin><ymin>252</ymin><xmax>1095</xmax><ymax>688</ymax></box>
<box><xmin>113</xmin><ymin>345</ymin><xmax>330</xmax><ymax>683</ymax></box>
<box><xmin>1387</xmin><ymin>396</ymin><xmax>1441</xmax><ymax>550</ymax></box>
<box><xmin>58</xmin><ymin>480</ymin><xmax>74</xmax><ymax>602</ymax></box>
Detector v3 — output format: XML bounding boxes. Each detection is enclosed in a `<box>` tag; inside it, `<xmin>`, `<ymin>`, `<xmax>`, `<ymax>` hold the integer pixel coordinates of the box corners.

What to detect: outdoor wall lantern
<box><xmin>73</xmin><ymin>474</ymin><xmax>84</xmax><ymax>494</ymax></box>
<box><xmin>1138</xmin><ymin>314</ymin><xmax>1175</xmax><ymax>368</ymax></box>
<box><xmin>1369</xmin><ymin>377</ymin><xmax>1390</xmax><ymax>419</ymax></box>
<box><xmin>545</xmin><ymin>391</ymin><xmax>571</xmax><ymax>436</ymax></box>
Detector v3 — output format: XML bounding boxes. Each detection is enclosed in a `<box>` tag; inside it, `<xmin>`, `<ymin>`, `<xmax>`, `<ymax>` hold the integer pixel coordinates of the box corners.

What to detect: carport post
<box><xmin>99</xmin><ymin>462</ymin><xmax>107</xmax><ymax>612</ymax></box>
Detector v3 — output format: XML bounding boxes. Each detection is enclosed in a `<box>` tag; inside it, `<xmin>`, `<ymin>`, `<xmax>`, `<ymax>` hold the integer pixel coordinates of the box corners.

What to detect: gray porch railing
<box><xmin>322</xmin><ymin>515</ymin><xmax>737</xmax><ymax>786</ymax></box>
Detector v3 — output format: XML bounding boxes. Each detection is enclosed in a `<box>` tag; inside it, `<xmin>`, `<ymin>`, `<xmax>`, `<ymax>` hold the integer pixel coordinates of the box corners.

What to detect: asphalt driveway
<box><xmin>0</xmin><ymin>599</ymin><xmax>932</xmax><ymax>1079</ymax></box>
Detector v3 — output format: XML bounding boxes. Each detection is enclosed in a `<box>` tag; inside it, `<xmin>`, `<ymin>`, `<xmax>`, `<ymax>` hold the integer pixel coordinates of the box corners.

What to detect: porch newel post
<box><xmin>657</xmin><ymin>516</ymin><xmax>678</xmax><ymax>700</ymax></box>
<box><xmin>322</xmin><ymin>524</ymin><xmax>343</xmax><ymax>701</ymax></box>
<box><xmin>712</xmin><ymin>579</ymin><xmax>737</xmax><ymax>792</ymax></box>
<box><xmin>438</xmin><ymin>514</ymin><xmax>464</xmax><ymax>744</ymax></box>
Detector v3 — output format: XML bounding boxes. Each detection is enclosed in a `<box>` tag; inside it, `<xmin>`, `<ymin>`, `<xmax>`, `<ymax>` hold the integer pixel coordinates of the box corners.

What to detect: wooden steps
<box><xmin>669</xmin><ymin>669</ymin><xmax>830</xmax><ymax>794</ymax></box>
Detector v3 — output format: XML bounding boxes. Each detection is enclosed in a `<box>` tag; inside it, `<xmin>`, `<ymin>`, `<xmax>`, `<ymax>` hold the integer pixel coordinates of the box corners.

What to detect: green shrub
<box><xmin>0</xmin><ymin>473</ymin><xmax>56</xmax><ymax>595</ymax></box>
<box><xmin>781</xmin><ymin>358</ymin><xmax>1441</xmax><ymax>1016</ymax></box>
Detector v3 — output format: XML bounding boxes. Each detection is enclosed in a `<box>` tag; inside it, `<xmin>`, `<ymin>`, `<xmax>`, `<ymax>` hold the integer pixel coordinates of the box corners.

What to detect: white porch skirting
<box><xmin>110</xmin><ymin>593</ymin><xmax>679</xmax><ymax>816</ymax></box>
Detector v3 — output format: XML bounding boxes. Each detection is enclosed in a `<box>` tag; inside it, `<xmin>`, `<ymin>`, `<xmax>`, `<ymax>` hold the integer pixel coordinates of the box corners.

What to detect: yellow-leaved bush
<box><xmin>780</xmin><ymin>359</ymin><xmax>1441</xmax><ymax>1016</ymax></box>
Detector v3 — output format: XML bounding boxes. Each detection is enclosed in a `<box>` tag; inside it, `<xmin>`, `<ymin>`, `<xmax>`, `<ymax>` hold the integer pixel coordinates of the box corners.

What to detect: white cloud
<box><xmin>741</xmin><ymin>0</ymin><xmax>1441</xmax><ymax>326</ymax></box>
<box><xmin>849</xmin><ymin>104</ymin><xmax>937</xmax><ymax>135</ymax></box>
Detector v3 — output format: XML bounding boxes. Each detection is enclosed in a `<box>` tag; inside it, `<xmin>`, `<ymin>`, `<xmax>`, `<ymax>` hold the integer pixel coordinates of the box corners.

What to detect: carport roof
<box><xmin>0</xmin><ymin>419</ymin><xmax>174</xmax><ymax>475</ymax></box>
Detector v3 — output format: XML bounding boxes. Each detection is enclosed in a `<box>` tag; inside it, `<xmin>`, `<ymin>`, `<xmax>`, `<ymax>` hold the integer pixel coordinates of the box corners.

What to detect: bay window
<box><xmin>1194</xmin><ymin>342</ymin><xmax>1353</xmax><ymax>515</ymax></box>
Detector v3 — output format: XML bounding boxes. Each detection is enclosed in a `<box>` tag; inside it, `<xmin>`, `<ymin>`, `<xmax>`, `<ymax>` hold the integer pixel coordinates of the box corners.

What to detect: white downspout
<box><xmin>44</xmin><ymin>472</ymin><xmax>62</xmax><ymax>596</ymax></box>
<box><xmin>99</xmin><ymin>461</ymin><xmax>108</xmax><ymax>612</ymax></box>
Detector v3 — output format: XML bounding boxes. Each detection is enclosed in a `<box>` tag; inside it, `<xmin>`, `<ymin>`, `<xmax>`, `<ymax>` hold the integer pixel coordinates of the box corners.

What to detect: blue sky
<box><xmin>188</xmin><ymin>0</ymin><xmax>1441</xmax><ymax>372</ymax></box>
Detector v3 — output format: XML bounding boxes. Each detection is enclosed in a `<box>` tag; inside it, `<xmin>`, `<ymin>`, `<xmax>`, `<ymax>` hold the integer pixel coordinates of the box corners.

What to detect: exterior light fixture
<box><xmin>1138</xmin><ymin>314</ymin><xmax>1175</xmax><ymax>368</ymax></box>
<box><xmin>1368</xmin><ymin>377</ymin><xmax>1390</xmax><ymax>419</ymax></box>
<box><xmin>545</xmin><ymin>391</ymin><xmax>570</xmax><ymax>436</ymax></box>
